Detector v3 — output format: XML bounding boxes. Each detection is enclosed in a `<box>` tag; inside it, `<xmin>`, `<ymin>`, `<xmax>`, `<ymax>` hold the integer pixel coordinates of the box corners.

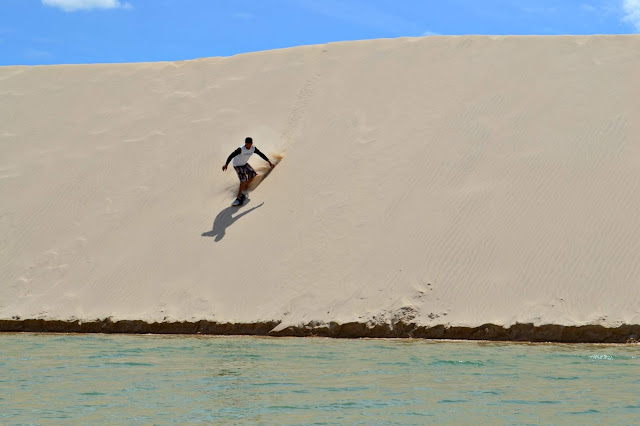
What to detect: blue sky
<box><xmin>1</xmin><ymin>0</ymin><xmax>639</xmax><ymax>65</ymax></box>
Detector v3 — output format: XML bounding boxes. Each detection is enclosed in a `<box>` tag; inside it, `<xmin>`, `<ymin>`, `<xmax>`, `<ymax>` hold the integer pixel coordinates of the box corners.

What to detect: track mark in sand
<box><xmin>348</xmin><ymin>112</ymin><xmax>376</xmax><ymax>145</ymax></box>
<box><xmin>165</xmin><ymin>91</ymin><xmax>196</xmax><ymax>99</ymax></box>
<box><xmin>0</xmin><ymin>173</ymin><xmax>20</xmax><ymax>180</ymax></box>
<box><xmin>438</xmin><ymin>100</ymin><xmax>493</xmax><ymax>190</ymax></box>
<box><xmin>280</xmin><ymin>70</ymin><xmax>322</xmax><ymax>151</ymax></box>
<box><xmin>0</xmin><ymin>69</ymin><xmax>25</xmax><ymax>81</ymax></box>
<box><xmin>457</xmin><ymin>38</ymin><xmax>473</xmax><ymax>49</ymax></box>
<box><xmin>216</xmin><ymin>108</ymin><xmax>239</xmax><ymax>115</ymax></box>
<box><xmin>123</xmin><ymin>131</ymin><xmax>166</xmax><ymax>143</ymax></box>
<box><xmin>0</xmin><ymin>165</ymin><xmax>18</xmax><ymax>179</ymax></box>
<box><xmin>89</xmin><ymin>129</ymin><xmax>110</xmax><ymax>136</ymax></box>
<box><xmin>191</xmin><ymin>118</ymin><xmax>211</xmax><ymax>123</ymax></box>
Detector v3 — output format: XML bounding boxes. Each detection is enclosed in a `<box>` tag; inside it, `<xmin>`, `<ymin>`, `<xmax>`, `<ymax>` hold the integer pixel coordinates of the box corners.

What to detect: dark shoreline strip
<box><xmin>1</xmin><ymin>319</ymin><xmax>639</xmax><ymax>343</ymax></box>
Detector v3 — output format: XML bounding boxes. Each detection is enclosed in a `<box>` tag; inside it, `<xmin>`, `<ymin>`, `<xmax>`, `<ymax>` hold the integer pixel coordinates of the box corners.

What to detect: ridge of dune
<box><xmin>1</xmin><ymin>35</ymin><xmax>640</xmax><ymax>341</ymax></box>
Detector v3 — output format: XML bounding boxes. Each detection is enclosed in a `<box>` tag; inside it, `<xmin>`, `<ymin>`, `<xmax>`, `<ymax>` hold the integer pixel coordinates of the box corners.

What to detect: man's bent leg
<box><xmin>246</xmin><ymin>177</ymin><xmax>255</xmax><ymax>191</ymax></box>
<box><xmin>237</xmin><ymin>181</ymin><xmax>248</xmax><ymax>198</ymax></box>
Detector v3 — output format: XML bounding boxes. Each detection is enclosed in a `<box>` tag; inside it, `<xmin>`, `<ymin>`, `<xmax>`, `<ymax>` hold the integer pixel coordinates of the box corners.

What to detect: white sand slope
<box><xmin>1</xmin><ymin>35</ymin><xmax>640</xmax><ymax>334</ymax></box>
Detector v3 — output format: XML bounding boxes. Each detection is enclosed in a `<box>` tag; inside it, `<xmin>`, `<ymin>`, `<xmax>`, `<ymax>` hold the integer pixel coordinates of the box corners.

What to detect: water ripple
<box><xmin>0</xmin><ymin>335</ymin><xmax>638</xmax><ymax>423</ymax></box>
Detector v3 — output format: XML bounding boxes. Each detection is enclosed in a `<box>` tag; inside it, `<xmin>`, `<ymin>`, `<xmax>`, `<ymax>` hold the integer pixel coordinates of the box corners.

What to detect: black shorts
<box><xmin>233</xmin><ymin>164</ymin><xmax>257</xmax><ymax>182</ymax></box>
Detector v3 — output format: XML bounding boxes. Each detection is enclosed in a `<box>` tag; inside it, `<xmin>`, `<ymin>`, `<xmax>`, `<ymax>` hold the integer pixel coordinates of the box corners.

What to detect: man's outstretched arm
<box><xmin>222</xmin><ymin>148</ymin><xmax>241</xmax><ymax>171</ymax></box>
<box><xmin>254</xmin><ymin>147</ymin><xmax>275</xmax><ymax>168</ymax></box>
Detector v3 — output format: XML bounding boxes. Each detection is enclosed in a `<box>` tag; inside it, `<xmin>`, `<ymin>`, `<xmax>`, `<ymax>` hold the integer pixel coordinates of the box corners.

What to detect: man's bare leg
<box><xmin>237</xmin><ymin>177</ymin><xmax>254</xmax><ymax>198</ymax></box>
<box><xmin>237</xmin><ymin>182</ymin><xmax>247</xmax><ymax>199</ymax></box>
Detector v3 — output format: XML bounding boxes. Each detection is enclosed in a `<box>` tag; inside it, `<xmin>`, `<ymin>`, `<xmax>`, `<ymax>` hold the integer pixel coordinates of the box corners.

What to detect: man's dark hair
<box><xmin>245</xmin><ymin>137</ymin><xmax>253</xmax><ymax>144</ymax></box>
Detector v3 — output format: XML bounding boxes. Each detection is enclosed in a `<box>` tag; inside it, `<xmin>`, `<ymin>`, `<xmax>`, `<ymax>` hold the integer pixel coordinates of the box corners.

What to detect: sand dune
<box><xmin>1</xmin><ymin>35</ymin><xmax>640</xmax><ymax>341</ymax></box>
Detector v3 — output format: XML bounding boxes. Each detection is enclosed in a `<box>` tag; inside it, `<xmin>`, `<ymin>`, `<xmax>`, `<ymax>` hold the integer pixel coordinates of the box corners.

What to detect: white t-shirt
<box><xmin>232</xmin><ymin>145</ymin><xmax>256</xmax><ymax>166</ymax></box>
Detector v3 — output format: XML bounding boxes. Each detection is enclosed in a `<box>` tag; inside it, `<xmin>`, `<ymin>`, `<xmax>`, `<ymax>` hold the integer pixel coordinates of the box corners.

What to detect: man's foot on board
<box><xmin>231</xmin><ymin>197</ymin><xmax>242</xmax><ymax>206</ymax></box>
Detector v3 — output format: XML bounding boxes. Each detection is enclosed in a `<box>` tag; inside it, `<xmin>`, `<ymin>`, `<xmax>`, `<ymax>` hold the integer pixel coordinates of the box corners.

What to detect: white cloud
<box><xmin>42</xmin><ymin>0</ymin><xmax>132</xmax><ymax>12</ymax></box>
<box><xmin>623</xmin><ymin>0</ymin><xmax>640</xmax><ymax>30</ymax></box>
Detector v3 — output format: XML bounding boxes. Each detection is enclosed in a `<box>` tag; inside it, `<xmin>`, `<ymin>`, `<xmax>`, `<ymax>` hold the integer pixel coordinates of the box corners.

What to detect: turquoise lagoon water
<box><xmin>1</xmin><ymin>334</ymin><xmax>639</xmax><ymax>424</ymax></box>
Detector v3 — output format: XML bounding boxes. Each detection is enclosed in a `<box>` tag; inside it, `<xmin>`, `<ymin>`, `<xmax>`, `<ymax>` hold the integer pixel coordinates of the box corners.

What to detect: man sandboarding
<box><xmin>222</xmin><ymin>137</ymin><xmax>275</xmax><ymax>206</ymax></box>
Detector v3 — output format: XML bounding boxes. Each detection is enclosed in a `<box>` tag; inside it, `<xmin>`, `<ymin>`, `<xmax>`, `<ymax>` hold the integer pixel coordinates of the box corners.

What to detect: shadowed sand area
<box><xmin>1</xmin><ymin>35</ymin><xmax>640</xmax><ymax>341</ymax></box>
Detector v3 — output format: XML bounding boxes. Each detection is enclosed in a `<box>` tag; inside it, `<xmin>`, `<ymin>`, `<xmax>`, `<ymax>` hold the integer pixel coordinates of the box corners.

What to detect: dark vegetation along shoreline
<box><xmin>1</xmin><ymin>319</ymin><xmax>639</xmax><ymax>343</ymax></box>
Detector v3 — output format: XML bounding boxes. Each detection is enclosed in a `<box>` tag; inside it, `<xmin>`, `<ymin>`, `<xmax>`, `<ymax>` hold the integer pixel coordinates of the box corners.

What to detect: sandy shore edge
<box><xmin>1</xmin><ymin>319</ymin><xmax>639</xmax><ymax>343</ymax></box>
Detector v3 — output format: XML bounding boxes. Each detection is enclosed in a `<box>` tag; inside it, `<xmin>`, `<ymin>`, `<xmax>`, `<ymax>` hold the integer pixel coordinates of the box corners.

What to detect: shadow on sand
<box><xmin>201</xmin><ymin>199</ymin><xmax>264</xmax><ymax>242</ymax></box>
<box><xmin>203</xmin><ymin>154</ymin><xmax>280</xmax><ymax>241</ymax></box>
